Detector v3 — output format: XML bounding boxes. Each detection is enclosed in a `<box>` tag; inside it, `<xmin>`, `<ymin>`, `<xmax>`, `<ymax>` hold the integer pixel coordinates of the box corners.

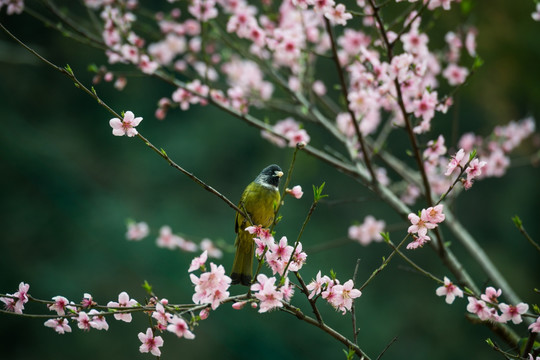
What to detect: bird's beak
<box><xmin>275</xmin><ymin>171</ymin><xmax>284</xmax><ymax>178</ymax></box>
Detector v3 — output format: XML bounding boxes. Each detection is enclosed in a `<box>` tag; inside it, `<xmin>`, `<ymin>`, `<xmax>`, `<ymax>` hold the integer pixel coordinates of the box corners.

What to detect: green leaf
<box><xmin>87</xmin><ymin>64</ymin><xmax>99</xmax><ymax>73</ymax></box>
<box><xmin>142</xmin><ymin>280</ymin><xmax>153</xmax><ymax>294</ymax></box>
<box><xmin>511</xmin><ymin>215</ymin><xmax>522</xmax><ymax>228</ymax></box>
<box><xmin>473</xmin><ymin>56</ymin><xmax>484</xmax><ymax>71</ymax></box>
<box><xmin>460</xmin><ymin>0</ymin><xmax>473</xmax><ymax>15</ymax></box>
<box><xmin>160</xmin><ymin>148</ymin><xmax>168</xmax><ymax>157</ymax></box>
<box><xmin>64</xmin><ymin>64</ymin><xmax>73</xmax><ymax>75</ymax></box>
<box><xmin>485</xmin><ymin>338</ymin><xmax>494</xmax><ymax>348</ymax></box>
<box><xmin>312</xmin><ymin>182</ymin><xmax>328</xmax><ymax>202</ymax></box>
<box><xmin>380</xmin><ymin>232</ymin><xmax>390</xmax><ymax>243</ymax></box>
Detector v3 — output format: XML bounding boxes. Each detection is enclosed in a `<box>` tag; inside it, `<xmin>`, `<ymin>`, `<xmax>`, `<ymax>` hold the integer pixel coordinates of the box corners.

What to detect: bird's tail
<box><xmin>230</xmin><ymin>231</ymin><xmax>254</xmax><ymax>286</ymax></box>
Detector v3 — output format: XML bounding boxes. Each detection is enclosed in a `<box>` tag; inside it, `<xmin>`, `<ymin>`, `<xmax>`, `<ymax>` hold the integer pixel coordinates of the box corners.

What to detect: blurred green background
<box><xmin>1</xmin><ymin>1</ymin><xmax>539</xmax><ymax>359</ymax></box>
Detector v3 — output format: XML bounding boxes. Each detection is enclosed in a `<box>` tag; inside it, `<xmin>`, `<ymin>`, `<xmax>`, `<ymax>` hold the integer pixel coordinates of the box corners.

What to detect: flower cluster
<box><xmin>125</xmin><ymin>222</ymin><xmax>222</xmax><ymax>257</ymax></box>
<box><xmin>261</xmin><ymin>117</ymin><xmax>311</xmax><ymax>148</ymax></box>
<box><xmin>190</xmin><ymin>262</ymin><xmax>231</xmax><ymax>310</ymax></box>
<box><xmin>156</xmin><ymin>225</ymin><xmax>198</xmax><ymax>252</ymax></box>
<box><xmin>247</xmin><ymin>226</ymin><xmax>307</xmax><ymax>276</ymax></box>
<box><xmin>0</xmin><ymin>282</ymin><xmax>29</xmax><ymax>314</ymax></box>
<box><xmin>444</xmin><ymin>149</ymin><xmax>487</xmax><ymax>190</ymax></box>
<box><xmin>419</xmin><ymin>118</ymin><xmax>535</xmax><ymax>198</ymax></box>
<box><xmin>306</xmin><ymin>271</ymin><xmax>362</xmax><ymax>314</ymax></box>
<box><xmin>466</xmin><ymin>287</ymin><xmax>530</xmax><ymax>325</ymax></box>
<box><xmin>126</xmin><ymin>221</ymin><xmax>149</xmax><ymax>241</ymax></box>
<box><xmin>407</xmin><ymin>204</ymin><xmax>445</xmax><ymax>249</ymax></box>
<box><xmin>348</xmin><ymin>215</ymin><xmax>385</xmax><ymax>246</ymax></box>
<box><xmin>249</xmin><ymin>274</ymin><xmax>295</xmax><ymax>313</ymax></box>
<box><xmin>0</xmin><ymin>0</ymin><xmax>24</xmax><ymax>15</ymax></box>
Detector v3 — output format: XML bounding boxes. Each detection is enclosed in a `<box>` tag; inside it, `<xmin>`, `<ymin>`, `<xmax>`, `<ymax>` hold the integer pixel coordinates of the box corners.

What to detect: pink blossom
<box><xmin>324</xmin><ymin>3</ymin><xmax>352</xmax><ymax>26</ymax></box>
<box><xmin>48</xmin><ymin>296</ymin><xmax>70</xmax><ymax>316</ymax></box>
<box><xmin>246</xmin><ymin>225</ymin><xmax>273</xmax><ymax>246</ymax></box>
<box><xmin>1</xmin><ymin>282</ymin><xmax>30</xmax><ymax>314</ymax></box>
<box><xmin>152</xmin><ymin>302</ymin><xmax>171</xmax><ymax>326</ymax></box>
<box><xmin>156</xmin><ymin>225</ymin><xmax>183</xmax><ymax>250</ymax></box>
<box><xmin>348</xmin><ymin>215</ymin><xmax>385</xmax><ymax>246</ymax></box>
<box><xmin>435</xmin><ymin>277</ymin><xmax>463</xmax><ymax>304</ymax></box>
<box><xmin>401</xmin><ymin>184</ymin><xmax>421</xmax><ymax>205</ymax></box>
<box><xmin>167</xmin><ymin>315</ymin><xmax>195</xmax><ymax>339</ymax></box>
<box><xmin>532</xmin><ymin>4</ymin><xmax>540</xmax><ymax>21</ymax></box>
<box><xmin>254</xmin><ymin>237</ymin><xmax>267</xmax><ymax>257</ymax></box>
<box><xmin>407</xmin><ymin>209</ymin><xmax>437</xmax><ymax>237</ymax></box>
<box><xmin>423</xmin><ymin>135</ymin><xmax>447</xmax><ymax>162</ymax></box>
<box><xmin>465</xmin><ymin>28</ymin><xmax>477</xmax><ymax>56</ymax></box>
<box><xmin>138</xmin><ymin>328</ymin><xmax>164</xmax><ymax>356</ymax></box>
<box><xmin>232</xmin><ymin>301</ymin><xmax>248</xmax><ymax>310</ymax></box>
<box><xmin>425</xmin><ymin>204</ymin><xmax>445</xmax><ymax>224</ymax></box>
<box><xmin>413</xmin><ymin>90</ymin><xmax>438</xmax><ymax>122</ymax></box>
<box><xmin>389</xmin><ymin>53</ymin><xmax>414</xmax><ymax>82</ymax></box>
<box><xmin>330</xmin><ymin>280</ymin><xmax>362</xmax><ymax>314</ymax></box>
<box><xmin>312</xmin><ymin>80</ymin><xmax>327</xmax><ymax>96</ymax></box>
<box><xmin>188</xmin><ymin>250</ymin><xmax>208</xmax><ymax>272</ymax></box>
<box><xmin>199</xmin><ymin>308</ymin><xmax>210</xmax><ymax>320</ymax></box>
<box><xmin>445</xmin><ymin>148</ymin><xmax>465</xmax><ymax>176</ymax></box>
<box><xmin>480</xmin><ymin>287</ymin><xmax>502</xmax><ymax>304</ymax></box>
<box><xmin>44</xmin><ymin>318</ymin><xmax>72</xmax><ymax>334</ymax></box>
<box><xmin>138</xmin><ymin>54</ymin><xmax>159</xmax><ymax>74</ymax></box>
<box><xmin>200</xmin><ymin>238</ymin><xmax>223</xmax><ymax>259</ymax></box>
<box><xmin>465</xmin><ymin>158</ymin><xmax>487</xmax><ymax>179</ymax></box>
<box><xmin>306</xmin><ymin>271</ymin><xmax>331</xmax><ymax>299</ymax></box>
<box><xmin>442</xmin><ymin>63</ymin><xmax>469</xmax><ymax>86</ymax></box>
<box><xmin>321</xmin><ymin>279</ymin><xmax>339</xmax><ymax>304</ymax></box>
<box><xmin>190</xmin><ymin>262</ymin><xmax>231</xmax><ymax>310</ymax></box>
<box><xmin>119</xmin><ymin>44</ymin><xmax>138</xmax><ymax>64</ymax></box>
<box><xmin>76</xmin><ymin>311</ymin><xmax>92</xmax><ymax>331</ymax></box>
<box><xmin>266</xmin><ymin>236</ymin><xmax>294</xmax><ymax>276</ymax></box>
<box><xmin>401</xmin><ymin>27</ymin><xmax>429</xmax><ymax>56</ymax></box>
<box><xmin>251</xmin><ymin>275</ymin><xmax>283</xmax><ymax>313</ymax></box>
<box><xmin>81</xmin><ymin>293</ymin><xmax>96</xmax><ymax>308</ymax></box>
<box><xmin>2</xmin><ymin>0</ymin><xmax>24</xmax><ymax>15</ymax></box>
<box><xmin>88</xmin><ymin>309</ymin><xmax>109</xmax><ymax>330</ymax></box>
<box><xmin>280</xmin><ymin>277</ymin><xmax>295</xmax><ymax>302</ymax></box>
<box><xmin>466</xmin><ymin>297</ymin><xmax>492</xmax><ymax>321</ymax></box>
<box><xmin>126</xmin><ymin>221</ymin><xmax>149</xmax><ymax>241</ymax></box>
<box><xmin>109</xmin><ymin>111</ymin><xmax>143</xmax><ymax>137</ymax></box>
<box><xmin>250</xmin><ymin>273</ymin><xmax>271</xmax><ymax>293</ymax></box>
<box><xmin>338</xmin><ymin>29</ymin><xmax>371</xmax><ymax>55</ymax></box>
<box><xmin>406</xmin><ymin>234</ymin><xmax>430</xmax><ymax>249</ymax></box>
<box><xmin>529</xmin><ymin>316</ymin><xmax>540</xmax><ymax>333</ymax></box>
<box><xmin>287</xmin><ymin>185</ymin><xmax>304</xmax><ymax>199</ymax></box>
<box><xmin>107</xmin><ymin>291</ymin><xmax>138</xmax><ymax>322</ymax></box>
<box><xmin>288</xmin><ymin>242</ymin><xmax>307</xmax><ymax>272</ymax></box>
<box><xmin>262</xmin><ymin>117</ymin><xmax>305</xmax><ymax>148</ymax></box>
<box><xmin>498</xmin><ymin>303</ymin><xmax>529</xmax><ymax>324</ymax></box>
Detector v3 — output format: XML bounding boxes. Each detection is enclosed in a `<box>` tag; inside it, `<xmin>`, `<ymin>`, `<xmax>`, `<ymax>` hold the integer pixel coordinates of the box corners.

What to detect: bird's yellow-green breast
<box><xmin>231</xmin><ymin>164</ymin><xmax>283</xmax><ymax>286</ymax></box>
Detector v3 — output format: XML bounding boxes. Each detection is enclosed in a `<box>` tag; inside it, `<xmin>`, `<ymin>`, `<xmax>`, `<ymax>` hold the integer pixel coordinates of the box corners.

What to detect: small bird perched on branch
<box><xmin>231</xmin><ymin>164</ymin><xmax>283</xmax><ymax>286</ymax></box>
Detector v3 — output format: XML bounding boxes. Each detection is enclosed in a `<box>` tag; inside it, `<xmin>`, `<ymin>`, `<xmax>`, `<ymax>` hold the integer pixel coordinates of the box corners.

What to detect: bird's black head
<box><xmin>255</xmin><ymin>164</ymin><xmax>283</xmax><ymax>188</ymax></box>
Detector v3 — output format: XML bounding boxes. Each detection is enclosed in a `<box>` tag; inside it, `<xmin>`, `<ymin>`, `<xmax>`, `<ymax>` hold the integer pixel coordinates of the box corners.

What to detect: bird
<box><xmin>231</xmin><ymin>164</ymin><xmax>283</xmax><ymax>286</ymax></box>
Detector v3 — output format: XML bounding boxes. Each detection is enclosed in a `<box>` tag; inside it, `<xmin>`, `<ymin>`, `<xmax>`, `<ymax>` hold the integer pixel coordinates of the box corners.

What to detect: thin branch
<box><xmin>0</xmin><ymin>22</ymin><xmax>249</xmax><ymax>221</ymax></box>
<box><xmin>351</xmin><ymin>258</ymin><xmax>361</xmax><ymax>345</ymax></box>
<box><xmin>280</xmin><ymin>302</ymin><xmax>371</xmax><ymax>360</ymax></box>
<box><xmin>376</xmin><ymin>336</ymin><xmax>398</xmax><ymax>360</ymax></box>
<box><xmin>323</xmin><ymin>17</ymin><xmax>378</xmax><ymax>186</ymax></box>
<box><xmin>295</xmin><ymin>272</ymin><xmax>324</xmax><ymax>325</ymax></box>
